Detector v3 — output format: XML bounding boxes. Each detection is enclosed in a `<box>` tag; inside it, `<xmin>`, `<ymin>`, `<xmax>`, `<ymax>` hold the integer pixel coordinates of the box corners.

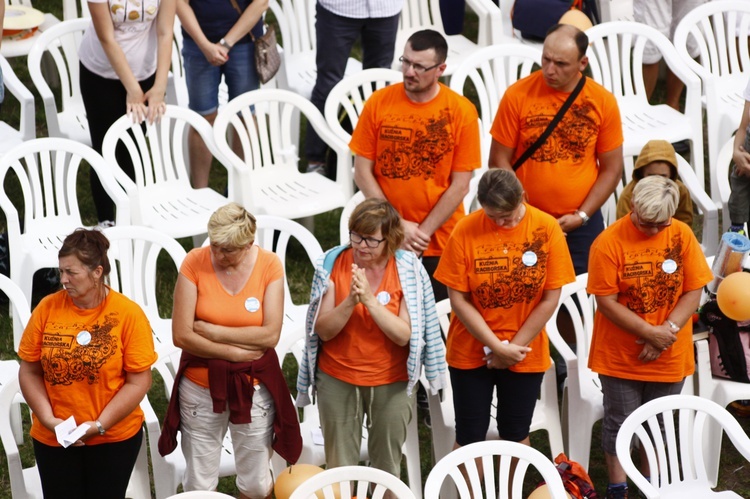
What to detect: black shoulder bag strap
<box><xmin>512</xmin><ymin>75</ymin><xmax>587</xmax><ymax>171</ymax></box>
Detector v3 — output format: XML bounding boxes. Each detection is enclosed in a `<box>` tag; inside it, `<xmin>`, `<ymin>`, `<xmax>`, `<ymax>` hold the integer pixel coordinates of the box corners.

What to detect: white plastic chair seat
<box><xmin>52</xmin><ymin>102</ymin><xmax>91</xmax><ymax>145</ymax></box>
<box><xmin>280</xmin><ymin>51</ymin><xmax>362</xmax><ymax>100</ymax></box>
<box><xmin>619</xmin><ymin>101</ymin><xmax>700</xmax><ymax>157</ymax></box>
<box><xmin>251</xmin><ymin>168</ymin><xmax>349</xmax><ymax>219</ymax></box>
<box><xmin>1</xmin><ymin>12</ymin><xmax>59</xmax><ymax>58</ymax></box>
<box><xmin>134</xmin><ymin>185</ymin><xmax>229</xmax><ymax>238</ymax></box>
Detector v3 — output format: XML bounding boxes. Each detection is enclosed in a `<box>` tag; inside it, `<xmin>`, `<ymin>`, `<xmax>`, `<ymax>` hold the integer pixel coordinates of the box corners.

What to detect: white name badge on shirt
<box><xmin>662</xmin><ymin>259</ymin><xmax>677</xmax><ymax>274</ymax></box>
<box><xmin>76</xmin><ymin>330</ymin><xmax>91</xmax><ymax>346</ymax></box>
<box><xmin>244</xmin><ymin>297</ymin><xmax>260</xmax><ymax>313</ymax></box>
<box><xmin>377</xmin><ymin>291</ymin><xmax>391</xmax><ymax>305</ymax></box>
<box><xmin>522</xmin><ymin>251</ymin><xmax>538</xmax><ymax>267</ymax></box>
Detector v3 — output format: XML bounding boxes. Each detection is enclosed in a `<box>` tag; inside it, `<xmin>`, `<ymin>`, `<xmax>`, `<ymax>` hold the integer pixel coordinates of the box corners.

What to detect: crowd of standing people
<box><xmin>9</xmin><ymin>1</ymin><xmax>747</xmax><ymax>498</ymax></box>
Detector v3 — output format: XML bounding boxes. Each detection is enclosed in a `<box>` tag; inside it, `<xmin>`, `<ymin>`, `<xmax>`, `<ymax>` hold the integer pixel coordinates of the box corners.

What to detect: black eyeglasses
<box><xmin>399</xmin><ymin>55</ymin><xmax>441</xmax><ymax>74</ymax></box>
<box><xmin>349</xmin><ymin>231</ymin><xmax>386</xmax><ymax>248</ymax></box>
<box><xmin>635</xmin><ymin>213</ymin><xmax>672</xmax><ymax>228</ymax></box>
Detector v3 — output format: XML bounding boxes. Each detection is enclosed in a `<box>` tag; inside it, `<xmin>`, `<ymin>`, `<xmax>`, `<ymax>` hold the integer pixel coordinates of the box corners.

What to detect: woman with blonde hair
<box><xmin>159</xmin><ymin>202</ymin><xmax>301</xmax><ymax>498</ymax></box>
<box><xmin>588</xmin><ymin>176</ymin><xmax>713</xmax><ymax>499</ymax></box>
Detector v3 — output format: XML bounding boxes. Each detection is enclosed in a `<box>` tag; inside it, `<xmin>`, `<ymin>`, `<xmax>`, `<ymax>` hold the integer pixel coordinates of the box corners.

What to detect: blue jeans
<box><xmin>304</xmin><ymin>3</ymin><xmax>400</xmax><ymax>164</ymax></box>
<box><xmin>182</xmin><ymin>37</ymin><xmax>260</xmax><ymax>115</ymax></box>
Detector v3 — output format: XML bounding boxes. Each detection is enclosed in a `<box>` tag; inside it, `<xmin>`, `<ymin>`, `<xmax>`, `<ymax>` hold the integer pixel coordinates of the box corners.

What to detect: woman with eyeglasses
<box><xmin>587</xmin><ymin>175</ymin><xmax>712</xmax><ymax>499</ymax></box>
<box><xmin>297</xmin><ymin>198</ymin><xmax>446</xmax><ymax>481</ymax></box>
<box><xmin>433</xmin><ymin>168</ymin><xmax>575</xmax><ymax>452</ymax></box>
<box><xmin>160</xmin><ymin>202</ymin><xmax>301</xmax><ymax>498</ymax></box>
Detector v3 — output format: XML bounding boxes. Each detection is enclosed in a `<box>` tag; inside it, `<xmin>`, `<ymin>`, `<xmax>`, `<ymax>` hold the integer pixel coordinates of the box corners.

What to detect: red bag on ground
<box><xmin>534</xmin><ymin>453</ymin><xmax>600</xmax><ymax>499</ymax></box>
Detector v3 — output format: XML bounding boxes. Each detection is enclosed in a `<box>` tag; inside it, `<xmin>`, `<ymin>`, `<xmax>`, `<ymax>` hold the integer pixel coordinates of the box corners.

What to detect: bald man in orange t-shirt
<box><xmin>351</xmin><ymin>29</ymin><xmax>481</xmax><ymax>301</ymax></box>
<box><xmin>489</xmin><ymin>24</ymin><xmax>624</xmax><ymax>275</ymax></box>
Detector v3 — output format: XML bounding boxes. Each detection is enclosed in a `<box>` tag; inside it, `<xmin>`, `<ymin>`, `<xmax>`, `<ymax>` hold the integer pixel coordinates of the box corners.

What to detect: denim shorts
<box><xmin>182</xmin><ymin>37</ymin><xmax>260</xmax><ymax>115</ymax></box>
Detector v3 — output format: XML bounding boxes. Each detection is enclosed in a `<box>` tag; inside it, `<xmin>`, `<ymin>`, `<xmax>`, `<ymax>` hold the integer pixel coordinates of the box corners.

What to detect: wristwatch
<box><xmin>666</xmin><ymin>320</ymin><xmax>680</xmax><ymax>332</ymax></box>
<box><xmin>576</xmin><ymin>210</ymin><xmax>590</xmax><ymax>226</ymax></box>
<box><xmin>219</xmin><ymin>38</ymin><xmax>233</xmax><ymax>50</ymax></box>
<box><xmin>95</xmin><ymin>420</ymin><xmax>106</xmax><ymax>436</ymax></box>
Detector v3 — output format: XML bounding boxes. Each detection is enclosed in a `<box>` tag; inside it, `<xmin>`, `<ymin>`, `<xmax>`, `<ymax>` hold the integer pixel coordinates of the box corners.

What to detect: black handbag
<box><xmin>512</xmin><ymin>0</ymin><xmax>598</xmax><ymax>41</ymax></box>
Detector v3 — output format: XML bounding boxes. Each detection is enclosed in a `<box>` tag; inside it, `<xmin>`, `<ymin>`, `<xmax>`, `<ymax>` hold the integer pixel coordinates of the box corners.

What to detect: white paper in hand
<box><xmin>55</xmin><ymin>416</ymin><xmax>90</xmax><ymax>448</ymax></box>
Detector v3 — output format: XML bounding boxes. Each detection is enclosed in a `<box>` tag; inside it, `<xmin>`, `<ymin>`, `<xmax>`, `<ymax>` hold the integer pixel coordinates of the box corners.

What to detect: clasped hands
<box><xmin>400</xmin><ymin>220</ymin><xmax>430</xmax><ymax>255</ymax></box>
<box><xmin>349</xmin><ymin>264</ymin><xmax>375</xmax><ymax>306</ymax></box>
<box><xmin>126</xmin><ymin>86</ymin><xmax>167</xmax><ymax>125</ymax></box>
<box><xmin>483</xmin><ymin>342</ymin><xmax>532</xmax><ymax>370</ymax></box>
<box><xmin>636</xmin><ymin>322</ymin><xmax>678</xmax><ymax>363</ymax></box>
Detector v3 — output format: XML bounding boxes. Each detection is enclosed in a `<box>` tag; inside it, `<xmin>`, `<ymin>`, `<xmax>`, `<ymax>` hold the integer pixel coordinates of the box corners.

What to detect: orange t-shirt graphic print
<box><xmin>350</xmin><ymin>83</ymin><xmax>481</xmax><ymax>257</ymax></box>
<box><xmin>434</xmin><ymin>205</ymin><xmax>575</xmax><ymax>372</ymax></box>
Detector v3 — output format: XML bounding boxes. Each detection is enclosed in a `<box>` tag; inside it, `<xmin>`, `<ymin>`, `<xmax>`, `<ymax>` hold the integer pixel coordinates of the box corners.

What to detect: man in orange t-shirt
<box><xmin>351</xmin><ymin>29</ymin><xmax>482</xmax><ymax>301</ymax></box>
<box><xmin>489</xmin><ymin>24</ymin><xmax>624</xmax><ymax>275</ymax></box>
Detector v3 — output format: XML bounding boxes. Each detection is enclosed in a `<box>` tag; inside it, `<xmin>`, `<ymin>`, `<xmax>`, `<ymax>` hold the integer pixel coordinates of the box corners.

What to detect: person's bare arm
<box><xmin>19</xmin><ymin>360</ymin><xmax>63</xmax><ymax>432</ymax></box>
<box><xmin>558</xmin><ymin>146</ymin><xmax>623</xmax><ymax>233</ymax></box>
<box><xmin>172</xmin><ymin>274</ymin><xmax>264</xmax><ymax>361</ymax></box>
<box><xmin>222</xmin><ymin>0</ymin><xmax>268</xmax><ymax>47</ymax></box>
<box><xmin>143</xmin><ymin>0</ymin><xmax>176</xmax><ymax>123</ymax></box>
<box><xmin>417</xmin><ymin>170</ymin><xmax>473</xmax><ymax>244</ymax></box>
<box><xmin>733</xmin><ymin>99</ymin><xmax>750</xmax><ymax>177</ymax></box>
<box><xmin>192</xmin><ymin>278</ymin><xmax>284</xmax><ymax>349</ymax></box>
<box><xmin>511</xmin><ymin>288</ymin><xmax>561</xmax><ymax>347</ymax></box>
<box><xmin>315</xmin><ymin>278</ymin><xmax>359</xmax><ymax>341</ymax></box>
<box><xmin>488</xmin><ymin>139</ymin><xmax>516</xmax><ymax>171</ymax></box>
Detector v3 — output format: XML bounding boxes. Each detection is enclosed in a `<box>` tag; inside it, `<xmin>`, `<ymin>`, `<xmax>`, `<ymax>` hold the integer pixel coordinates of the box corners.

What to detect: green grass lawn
<box><xmin>2</xmin><ymin>1</ymin><xmax>750</xmax><ymax>497</ymax></box>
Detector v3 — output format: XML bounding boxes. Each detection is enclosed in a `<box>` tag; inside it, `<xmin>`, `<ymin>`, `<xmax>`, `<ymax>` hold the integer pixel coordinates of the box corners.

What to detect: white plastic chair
<box><xmin>675</xmin><ymin>154</ymin><xmax>720</xmax><ymax>256</ymax></box>
<box><xmin>615</xmin><ymin>394</ymin><xmax>750</xmax><ymax>498</ymax></box>
<box><xmin>1</xmin><ymin>0</ymin><xmax>60</xmax><ymax>59</ymax></box>
<box><xmin>267</xmin><ymin>0</ymin><xmax>362</xmax><ymax>100</ymax></box>
<box><xmin>423</xmin><ymin>440</ymin><xmax>569</xmax><ymax>499</ymax></box>
<box><xmin>27</xmin><ymin>18</ymin><xmax>91</xmax><ymax>146</ymax></box>
<box><xmin>165</xmin><ymin>492</ymin><xmax>235</xmax><ymax>499</ymax></box>
<box><xmin>324</xmin><ymin>68</ymin><xmax>403</xmax><ymax>152</ymax></box>
<box><xmin>715</xmin><ymin>137</ymin><xmax>735</xmax><ymax>234</ymax></box>
<box><xmin>448</xmin><ymin>43</ymin><xmax>542</xmax><ymax>170</ymax></box>
<box><xmin>62</xmin><ymin>0</ymin><xmax>89</xmax><ymax>19</ymax></box>
<box><xmin>395</xmin><ymin>0</ymin><xmax>505</xmax><ymax>76</ymax></box>
<box><xmin>426</xmin><ymin>299</ymin><xmax>565</xmax><ymax>478</ymax></box>
<box><xmin>694</xmin><ymin>337</ymin><xmax>750</xmax><ymax>488</ymax></box>
<box><xmin>544</xmin><ymin>274</ymin><xmax>601</xmax><ymax>472</ymax></box>
<box><xmin>101</xmin><ymin>105</ymin><xmax>236</xmax><ymax>240</ymax></box>
<box><xmin>0</xmin><ymin>138</ymin><xmax>129</xmax><ymax>304</ymax></box>
<box><xmin>0</xmin><ymin>55</ymin><xmax>36</xmax><ymax>158</ymax></box>
<box><xmin>0</xmin><ymin>376</ymin><xmax>43</xmax><ymax>499</ymax></box>
<box><xmin>102</xmin><ymin>225</ymin><xmax>187</xmax><ymax>357</ymax></box>
<box><xmin>213</xmin><ymin>89</ymin><xmax>354</xmax><ymax>219</ymax></box>
<box><xmin>289</xmin><ymin>465</ymin><xmax>417</xmax><ymax>499</ymax></box>
<box><xmin>0</xmin><ymin>265</ymin><xmax>32</xmax><ymax>353</ymax></box>
<box><xmin>674</xmin><ymin>1</ymin><xmax>750</xmax><ymax>205</ymax></box>
<box><xmin>254</xmin><ymin>215</ymin><xmax>323</xmax><ymax>358</ymax></box>
<box><xmin>585</xmin><ymin>21</ymin><xmax>705</xmax><ymax>187</ymax></box>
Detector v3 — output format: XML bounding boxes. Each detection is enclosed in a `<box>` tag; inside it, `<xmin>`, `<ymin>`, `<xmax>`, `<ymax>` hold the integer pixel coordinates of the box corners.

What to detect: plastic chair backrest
<box><xmin>615</xmin><ymin>394</ymin><xmax>750</xmax><ymax>498</ymax></box>
<box><xmin>0</xmin><ymin>55</ymin><xmax>36</xmax><ymax>149</ymax></box>
<box><xmin>27</xmin><ymin>18</ymin><xmax>89</xmax><ymax>140</ymax></box>
<box><xmin>0</xmin><ymin>273</ymin><xmax>32</xmax><ymax>352</ymax></box>
<box><xmin>0</xmin><ymin>377</ymin><xmax>42</xmax><ymax>499</ymax></box>
<box><xmin>289</xmin><ymin>465</ymin><xmax>417</xmax><ymax>499</ymax></box>
<box><xmin>423</xmin><ymin>440</ymin><xmax>569</xmax><ymax>499</ymax></box>
<box><xmin>267</xmin><ymin>0</ymin><xmax>316</xmax><ymax>56</ymax></box>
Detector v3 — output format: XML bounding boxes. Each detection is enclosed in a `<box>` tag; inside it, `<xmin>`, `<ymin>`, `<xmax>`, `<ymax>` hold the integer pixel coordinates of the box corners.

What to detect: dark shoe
<box><xmin>672</xmin><ymin>139</ymin><xmax>690</xmax><ymax>156</ymax></box>
<box><xmin>606</xmin><ymin>485</ymin><xmax>629</xmax><ymax>499</ymax></box>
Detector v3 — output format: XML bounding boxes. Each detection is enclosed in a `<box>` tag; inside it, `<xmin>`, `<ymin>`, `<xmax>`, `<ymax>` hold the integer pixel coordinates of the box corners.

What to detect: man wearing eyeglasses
<box><xmin>350</xmin><ymin>29</ymin><xmax>482</xmax><ymax>301</ymax></box>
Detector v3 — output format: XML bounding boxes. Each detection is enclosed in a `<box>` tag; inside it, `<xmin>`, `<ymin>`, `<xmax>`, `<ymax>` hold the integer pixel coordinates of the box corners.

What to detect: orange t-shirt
<box><xmin>18</xmin><ymin>289</ymin><xmax>156</xmax><ymax>446</ymax></box>
<box><xmin>180</xmin><ymin>246</ymin><xmax>284</xmax><ymax>387</ymax></box>
<box><xmin>434</xmin><ymin>205</ymin><xmax>576</xmax><ymax>372</ymax></box>
<box><xmin>349</xmin><ymin>82</ymin><xmax>482</xmax><ymax>257</ymax></box>
<box><xmin>587</xmin><ymin>216</ymin><xmax>713</xmax><ymax>382</ymax></box>
<box><xmin>317</xmin><ymin>249</ymin><xmax>409</xmax><ymax>386</ymax></box>
<box><xmin>490</xmin><ymin>71</ymin><xmax>623</xmax><ymax>217</ymax></box>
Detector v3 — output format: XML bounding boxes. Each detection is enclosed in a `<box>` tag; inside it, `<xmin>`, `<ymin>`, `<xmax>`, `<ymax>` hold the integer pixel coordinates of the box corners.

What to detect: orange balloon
<box><xmin>717</xmin><ymin>272</ymin><xmax>750</xmax><ymax>321</ymax></box>
<box><xmin>274</xmin><ymin>464</ymin><xmax>325</xmax><ymax>499</ymax></box>
<box><xmin>559</xmin><ymin>9</ymin><xmax>594</xmax><ymax>32</ymax></box>
<box><xmin>527</xmin><ymin>484</ymin><xmax>573</xmax><ymax>499</ymax></box>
